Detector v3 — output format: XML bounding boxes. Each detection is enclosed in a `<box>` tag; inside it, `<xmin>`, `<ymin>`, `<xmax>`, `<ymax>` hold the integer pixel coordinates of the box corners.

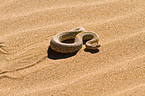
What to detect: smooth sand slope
<box><xmin>0</xmin><ymin>0</ymin><xmax>145</xmax><ymax>96</ymax></box>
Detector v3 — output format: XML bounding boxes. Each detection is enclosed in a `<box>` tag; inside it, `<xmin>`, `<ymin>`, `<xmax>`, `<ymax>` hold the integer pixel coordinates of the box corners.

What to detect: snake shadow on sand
<box><xmin>47</xmin><ymin>39</ymin><xmax>99</xmax><ymax>60</ymax></box>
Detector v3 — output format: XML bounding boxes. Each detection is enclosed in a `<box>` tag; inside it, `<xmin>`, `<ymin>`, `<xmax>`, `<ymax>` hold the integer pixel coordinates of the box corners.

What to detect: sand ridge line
<box><xmin>2</xmin><ymin>8</ymin><xmax>143</xmax><ymax>38</ymax></box>
<box><xmin>0</xmin><ymin>0</ymin><xmax>140</xmax><ymax>24</ymax></box>
<box><xmin>14</xmin><ymin>55</ymin><xmax>144</xmax><ymax>95</ymax></box>
<box><xmin>108</xmin><ymin>83</ymin><xmax>145</xmax><ymax>96</ymax></box>
<box><xmin>1</xmin><ymin>4</ymin><xmax>142</xmax><ymax>34</ymax></box>
<box><xmin>0</xmin><ymin>0</ymin><xmax>17</xmax><ymax>8</ymax></box>
<box><xmin>0</xmin><ymin>0</ymin><xmax>118</xmax><ymax>19</ymax></box>
<box><xmin>102</xmin><ymin>28</ymin><xmax>145</xmax><ymax>45</ymax></box>
<box><xmin>0</xmin><ymin>8</ymin><xmax>141</xmax><ymax>38</ymax></box>
<box><xmin>0</xmin><ymin>56</ymin><xmax>47</xmax><ymax>75</ymax></box>
<box><xmin>8</xmin><ymin>49</ymin><xmax>46</xmax><ymax>64</ymax></box>
<box><xmin>0</xmin><ymin>42</ymin><xmax>8</xmax><ymax>54</ymax></box>
<box><xmin>65</xmin><ymin>55</ymin><xmax>145</xmax><ymax>86</ymax></box>
<box><xmin>1</xmin><ymin>20</ymin><xmax>79</xmax><ymax>38</ymax></box>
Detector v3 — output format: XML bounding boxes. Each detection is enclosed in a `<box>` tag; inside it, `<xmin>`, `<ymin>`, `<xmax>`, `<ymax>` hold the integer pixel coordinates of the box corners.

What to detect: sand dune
<box><xmin>0</xmin><ymin>0</ymin><xmax>145</xmax><ymax>96</ymax></box>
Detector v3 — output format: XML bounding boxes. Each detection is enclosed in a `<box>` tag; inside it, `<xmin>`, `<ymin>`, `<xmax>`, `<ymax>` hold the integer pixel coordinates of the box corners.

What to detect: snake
<box><xmin>50</xmin><ymin>27</ymin><xmax>100</xmax><ymax>53</ymax></box>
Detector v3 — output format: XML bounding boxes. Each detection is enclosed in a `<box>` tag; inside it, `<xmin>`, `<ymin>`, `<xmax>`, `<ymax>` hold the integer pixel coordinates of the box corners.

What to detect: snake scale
<box><xmin>50</xmin><ymin>27</ymin><xmax>100</xmax><ymax>53</ymax></box>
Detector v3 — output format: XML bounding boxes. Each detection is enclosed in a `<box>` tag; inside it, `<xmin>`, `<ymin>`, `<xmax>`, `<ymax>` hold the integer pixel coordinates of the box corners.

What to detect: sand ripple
<box><xmin>0</xmin><ymin>0</ymin><xmax>144</xmax><ymax>95</ymax></box>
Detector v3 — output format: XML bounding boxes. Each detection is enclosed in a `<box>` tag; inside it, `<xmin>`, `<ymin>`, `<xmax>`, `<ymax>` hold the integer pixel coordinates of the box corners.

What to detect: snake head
<box><xmin>70</xmin><ymin>27</ymin><xmax>86</xmax><ymax>32</ymax></box>
<box><xmin>85</xmin><ymin>41</ymin><xmax>101</xmax><ymax>50</ymax></box>
<box><xmin>91</xmin><ymin>43</ymin><xmax>101</xmax><ymax>49</ymax></box>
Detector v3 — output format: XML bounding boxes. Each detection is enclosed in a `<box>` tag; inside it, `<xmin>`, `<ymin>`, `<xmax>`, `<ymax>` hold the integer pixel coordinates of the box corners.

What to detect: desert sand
<box><xmin>0</xmin><ymin>0</ymin><xmax>145</xmax><ymax>96</ymax></box>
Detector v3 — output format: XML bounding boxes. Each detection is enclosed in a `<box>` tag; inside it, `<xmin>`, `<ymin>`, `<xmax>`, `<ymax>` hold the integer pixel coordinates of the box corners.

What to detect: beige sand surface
<box><xmin>0</xmin><ymin>0</ymin><xmax>145</xmax><ymax>96</ymax></box>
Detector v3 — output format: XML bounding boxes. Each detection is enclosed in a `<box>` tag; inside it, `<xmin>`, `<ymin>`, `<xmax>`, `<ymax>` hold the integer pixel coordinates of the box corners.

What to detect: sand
<box><xmin>0</xmin><ymin>0</ymin><xmax>145</xmax><ymax>96</ymax></box>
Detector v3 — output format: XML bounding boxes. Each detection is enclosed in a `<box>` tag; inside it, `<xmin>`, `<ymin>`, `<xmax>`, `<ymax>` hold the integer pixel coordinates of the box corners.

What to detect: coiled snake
<box><xmin>50</xmin><ymin>27</ymin><xmax>100</xmax><ymax>53</ymax></box>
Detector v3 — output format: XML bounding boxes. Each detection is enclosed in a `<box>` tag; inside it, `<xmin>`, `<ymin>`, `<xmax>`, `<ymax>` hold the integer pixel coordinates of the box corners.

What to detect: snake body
<box><xmin>50</xmin><ymin>27</ymin><xmax>100</xmax><ymax>53</ymax></box>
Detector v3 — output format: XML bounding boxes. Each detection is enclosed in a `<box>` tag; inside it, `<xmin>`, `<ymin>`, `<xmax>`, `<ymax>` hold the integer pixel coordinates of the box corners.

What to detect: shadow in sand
<box><xmin>47</xmin><ymin>46</ymin><xmax>78</xmax><ymax>60</ymax></box>
<box><xmin>47</xmin><ymin>46</ymin><xmax>100</xmax><ymax>60</ymax></box>
<box><xmin>84</xmin><ymin>48</ymin><xmax>100</xmax><ymax>53</ymax></box>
